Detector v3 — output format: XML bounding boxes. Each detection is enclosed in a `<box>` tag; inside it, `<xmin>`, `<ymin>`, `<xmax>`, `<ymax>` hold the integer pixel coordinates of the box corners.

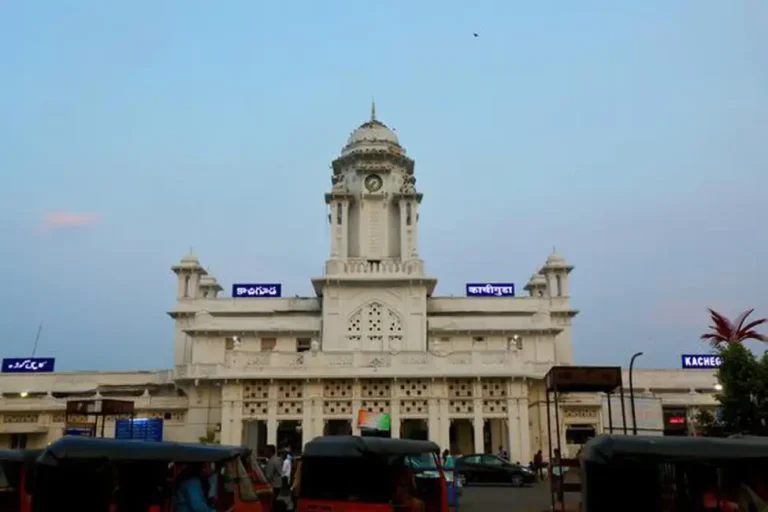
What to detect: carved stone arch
<box><xmin>345</xmin><ymin>300</ymin><xmax>404</xmax><ymax>352</ymax></box>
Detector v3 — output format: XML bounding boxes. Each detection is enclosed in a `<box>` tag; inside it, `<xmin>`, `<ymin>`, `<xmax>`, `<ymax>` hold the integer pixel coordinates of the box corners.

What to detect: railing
<box><xmin>342</xmin><ymin>260</ymin><xmax>419</xmax><ymax>275</ymax></box>
<box><xmin>178</xmin><ymin>351</ymin><xmax>555</xmax><ymax>380</ymax></box>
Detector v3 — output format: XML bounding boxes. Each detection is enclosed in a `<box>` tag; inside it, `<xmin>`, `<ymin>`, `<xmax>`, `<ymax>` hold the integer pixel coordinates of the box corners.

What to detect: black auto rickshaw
<box><xmin>32</xmin><ymin>436</ymin><xmax>273</xmax><ymax>512</ymax></box>
<box><xmin>580</xmin><ymin>434</ymin><xmax>768</xmax><ymax>512</ymax></box>
<box><xmin>0</xmin><ymin>449</ymin><xmax>40</xmax><ymax>512</ymax></box>
<box><xmin>297</xmin><ymin>436</ymin><xmax>449</xmax><ymax>512</ymax></box>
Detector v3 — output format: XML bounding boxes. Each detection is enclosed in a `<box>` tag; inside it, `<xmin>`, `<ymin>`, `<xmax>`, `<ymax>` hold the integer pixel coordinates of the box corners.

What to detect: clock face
<box><xmin>364</xmin><ymin>174</ymin><xmax>383</xmax><ymax>192</ymax></box>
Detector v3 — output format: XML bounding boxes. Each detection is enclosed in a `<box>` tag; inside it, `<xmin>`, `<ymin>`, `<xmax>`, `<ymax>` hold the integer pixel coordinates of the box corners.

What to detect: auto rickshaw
<box><xmin>32</xmin><ymin>436</ymin><xmax>273</xmax><ymax>512</ymax></box>
<box><xmin>297</xmin><ymin>436</ymin><xmax>449</xmax><ymax>512</ymax></box>
<box><xmin>0</xmin><ymin>449</ymin><xmax>40</xmax><ymax>512</ymax></box>
<box><xmin>580</xmin><ymin>434</ymin><xmax>768</xmax><ymax>512</ymax></box>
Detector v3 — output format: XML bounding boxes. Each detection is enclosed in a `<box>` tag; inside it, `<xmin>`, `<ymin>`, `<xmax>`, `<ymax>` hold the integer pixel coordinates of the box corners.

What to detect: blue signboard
<box><xmin>232</xmin><ymin>283</ymin><xmax>282</xmax><ymax>298</ymax></box>
<box><xmin>115</xmin><ymin>418</ymin><xmax>164</xmax><ymax>442</ymax></box>
<box><xmin>1</xmin><ymin>357</ymin><xmax>55</xmax><ymax>373</ymax></box>
<box><xmin>465</xmin><ymin>283</ymin><xmax>515</xmax><ymax>297</ymax></box>
<box><xmin>681</xmin><ymin>354</ymin><xmax>722</xmax><ymax>369</ymax></box>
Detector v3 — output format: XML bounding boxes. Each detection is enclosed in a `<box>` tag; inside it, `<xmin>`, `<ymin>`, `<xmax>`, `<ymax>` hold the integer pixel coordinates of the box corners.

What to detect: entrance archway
<box><xmin>242</xmin><ymin>420</ymin><xmax>267</xmax><ymax>456</ymax></box>
<box><xmin>449</xmin><ymin>419</ymin><xmax>474</xmax><ymax>455</ymax></box>
<box><xmin>324</xmin><ymin>419</ymin><xmax>352</xmax><ymax>436</ymax></box>
<box><xmin>400</xmin><ymin>419</ymin><xmax>428</xmax><ymax>440</ymax></box>
<box><xmin>277</xmin><ymin>420</ymin><xmax>302</xmax><ymax>452</ymax></box>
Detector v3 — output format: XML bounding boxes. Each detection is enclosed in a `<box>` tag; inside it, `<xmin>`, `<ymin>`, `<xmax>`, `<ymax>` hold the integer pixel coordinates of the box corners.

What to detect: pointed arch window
<box><xmin>556</xmin><ymin>275</ymin><xmax>562</xmax><ymax>296</ymax></box>
<box><xmin>337</xmin><ymin>202</ymin><xmax>343</xmax><ymax>225</ymax></box>
<box><xmin>346</xmin><ymin>301</ymin><xmax>403</xmax><ymax>352</ymax></box>
<box><xmin>406</xmin><ymin>203</ymin><xmax>412</xmax><ymax>226</ymax></box>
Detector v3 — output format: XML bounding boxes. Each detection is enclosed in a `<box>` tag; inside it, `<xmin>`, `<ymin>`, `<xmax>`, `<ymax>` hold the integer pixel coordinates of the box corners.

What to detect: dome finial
<box><xmin>370</xmin><ymin>98</ymin><xmax>376</xmax><ymax>122</ymax></box>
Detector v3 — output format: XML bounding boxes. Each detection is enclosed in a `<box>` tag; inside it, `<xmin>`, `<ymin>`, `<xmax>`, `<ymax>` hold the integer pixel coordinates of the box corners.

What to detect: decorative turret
<box><xmin>199</xmin><ymin>273</ymin><xmax>223</xmax><ymax>299</ymax></box>
<box><xmin>171</xmin><ymin>251</ymin><xmax>207</xmax><ymax>300</ymax></box>
<box><xmin>540</xmin><ymin>249</ymin><xmax>573</xmax><ymax>298</ymax></box>
<box><xmin>523</xmin><ymin>273</ymin><xmax>548</xmax><ymax>298</ymax></box>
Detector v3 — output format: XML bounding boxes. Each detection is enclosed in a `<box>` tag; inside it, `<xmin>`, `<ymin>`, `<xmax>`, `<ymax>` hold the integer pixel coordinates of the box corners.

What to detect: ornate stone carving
<box><xmin>347</xmin><ymin>301</ymin><xmax>404</xmax><ymax>351</ymax></box>
<box><xmin>400</xmin><ymin>175</ymin><xmax>416</xmax><ymax>194</ymax></box>
<box><xmin>403</xmin><ymin>354</ymin><xmax>427</xmax><ymax>365</ymax></box>
<box><xmin>328</xmin><ymin>354</ymin><xmax>353</xmax><ymax>367</ymax></box>
<box><xmin>246</xmin><ymin>354</ymin><xmax>270</xmax><ymax>367</ymax></box>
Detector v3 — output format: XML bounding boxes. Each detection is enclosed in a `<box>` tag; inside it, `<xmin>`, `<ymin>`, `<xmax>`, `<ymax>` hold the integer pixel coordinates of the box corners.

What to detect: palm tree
<box><xmin>701</xmin><ymin>308</ymin><xmax>768</xmax><ymax>346</ymax></box>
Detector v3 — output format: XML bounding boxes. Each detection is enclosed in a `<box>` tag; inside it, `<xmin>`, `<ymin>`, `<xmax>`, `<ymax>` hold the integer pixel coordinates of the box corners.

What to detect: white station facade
<box><xmin>0</xmin><ymin>109</ymin><xmax>721</xmax><ymax>460</ymax></box>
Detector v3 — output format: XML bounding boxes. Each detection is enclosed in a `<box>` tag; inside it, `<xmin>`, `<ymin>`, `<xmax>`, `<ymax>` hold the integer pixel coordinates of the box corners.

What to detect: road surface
<box><xmin>460</xmin><ymin>481</ymin><xmax>553</xmax><ymax>512</ymax></box>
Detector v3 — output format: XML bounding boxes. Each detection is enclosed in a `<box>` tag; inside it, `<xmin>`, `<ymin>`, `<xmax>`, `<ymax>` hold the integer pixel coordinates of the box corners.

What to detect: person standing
<box><xmin>497</xmin><ymin>446</ymin><xmax>508</xmax><ymax>461</ymax></box>
<box><xmin>281</xmin><ymin>447</ymin><xmax>293</xmax><ymax>487</ymax></box>
<box><xmin>264</xmin><ymin>445</ymin><xmax>283</xmax><ymax>507</ymax></box>
<box><xmin>533</xmin><ymin>450</ymin><xmax>544</xmax><ymax>480</ymax></box>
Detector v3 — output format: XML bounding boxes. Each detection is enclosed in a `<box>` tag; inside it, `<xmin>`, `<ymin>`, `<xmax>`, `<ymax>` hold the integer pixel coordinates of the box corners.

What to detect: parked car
<box><xmin>455</xmin><ymin>454</ymin><xmax>536</xmax><ymax>487</ymax></box>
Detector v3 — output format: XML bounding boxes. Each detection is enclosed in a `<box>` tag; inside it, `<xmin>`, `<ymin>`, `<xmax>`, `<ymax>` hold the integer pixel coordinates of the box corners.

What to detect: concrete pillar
<box><xmin>302</xmin><ymin>396</ymin><xmax>315</xmax><ymax>445</ymax></box>
<box><xmin>473</xmin><ymin>380</ymin><xmax>484</xmax><ymax>453</ymax></box>
<box><xmin>220</xmin><ymin>383</ymin><xmax>243</xmax><ymax>445</ymax></box>
<box><xmin>352</xmin><ymin>381</ymin><xmax>362</xmax><ymax>436</ymax></box>
<box><xmin>439</xmin><ymin>399</ymin><xmax>451</xmax><ymax>450</ymax></box>
<box><xmin>267</xmin><ymin>383</ymin><xmax>278</xmax><ymax>445</ymax></box>
<box><xmin>518</xmin><ymin>398</ymin><xmax>531</xmax><ymax>463</ymax></box>
<box><xmin>390</xmin><ymin>398</ymin><xmax>401</xmax><ymax>438</ymax></box>
<box><xmin>428</xmin><ymin>398</ymin><xmax>440</xmax><ymax>442</ymax></box>
<box><xmin>507</xmin><ymin>398</ymin><xmax>519</xmax><ymax>463</ymax></box>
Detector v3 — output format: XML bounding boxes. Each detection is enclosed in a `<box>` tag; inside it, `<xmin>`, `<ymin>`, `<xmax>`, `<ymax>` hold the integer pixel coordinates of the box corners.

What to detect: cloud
<box><xmin>38</xmin><ymin>211</ymin><xmax>102</xmax><ymax>232</ymax></box>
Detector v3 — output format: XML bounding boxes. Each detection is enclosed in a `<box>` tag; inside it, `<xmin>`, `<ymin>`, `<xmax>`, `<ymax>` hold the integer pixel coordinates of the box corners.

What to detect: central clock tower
<box><xmin>322</xmin><ymin>103</ymin><xmax>425</xmax><ymax>267</ymax></box>
<box><xmin>312</xmin><ymin>104</ymin><xmax>436</xmax><ymax>353</ymax></box>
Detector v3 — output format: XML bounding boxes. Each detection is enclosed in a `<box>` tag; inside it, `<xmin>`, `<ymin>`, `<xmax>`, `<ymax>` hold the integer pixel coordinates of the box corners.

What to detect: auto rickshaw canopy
<box><xmin>36</xmin><ymin>436</ymin><xmax>250</xmax><ymax>466</ymax></box>
<box><xmin>302</xmin><ymin>436</ymin><xmax>440</xmax><ymax>458</ymax></box>
<box><xmin>582</xmin><ymin>434</ymin><xmax>768</xmax><ymax>464</ymax></box>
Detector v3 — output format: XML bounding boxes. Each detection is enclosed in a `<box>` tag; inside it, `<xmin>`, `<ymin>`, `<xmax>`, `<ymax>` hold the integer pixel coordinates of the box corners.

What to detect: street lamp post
<box><xmin>629</xmin><ymin>352</ymin><xmax>644</xmax><ymax>435</ymax></box>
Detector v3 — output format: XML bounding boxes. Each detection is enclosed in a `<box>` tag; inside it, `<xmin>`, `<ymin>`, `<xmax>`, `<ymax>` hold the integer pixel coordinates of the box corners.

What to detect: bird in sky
<box><xmin>473</xmin><ymin>33</ymin><xmax>479</xmax><ymax>37</ymax></box>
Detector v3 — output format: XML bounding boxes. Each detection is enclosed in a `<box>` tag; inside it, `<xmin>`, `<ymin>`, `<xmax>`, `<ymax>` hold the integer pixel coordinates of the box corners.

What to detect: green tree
<box><xmin>701</xmin><ymin>309</ymin><xmax>768</xmax><ymax>436</ymax></box>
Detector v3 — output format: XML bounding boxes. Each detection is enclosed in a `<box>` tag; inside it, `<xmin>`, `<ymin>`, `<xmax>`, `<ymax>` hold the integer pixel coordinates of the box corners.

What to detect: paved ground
<box><xmin>460</xmin><ymin>481</ymin><xmax>553</xmax><ymax>512</ymax></box>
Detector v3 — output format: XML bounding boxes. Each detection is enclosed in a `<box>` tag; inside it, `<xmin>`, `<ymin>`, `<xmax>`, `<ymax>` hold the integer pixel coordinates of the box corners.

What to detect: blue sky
<box><xmin>1</xmin><ymin>1</ymin><xmax>767</xmax><ymax>371</ymax></box>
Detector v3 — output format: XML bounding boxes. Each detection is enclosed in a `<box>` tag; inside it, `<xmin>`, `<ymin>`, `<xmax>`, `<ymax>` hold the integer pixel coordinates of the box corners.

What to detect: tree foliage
<box><xmin>701</xmin><ymin>308</ymin><xmax>768</xmax><ymax>346</ymax></box>
<box><xmin>700</xmin><ymin>309</ymin><xmax>768</xmax><ymax>436</ymax></box>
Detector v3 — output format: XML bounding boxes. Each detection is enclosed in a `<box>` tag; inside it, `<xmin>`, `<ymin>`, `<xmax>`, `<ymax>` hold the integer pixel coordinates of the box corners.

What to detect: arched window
<box><xmin>346</xmin><ymin>301</ymin><xmax>403</xmax><ymax>352</ymax></box>
<box><xmin>556</xmin><ymin>275</ymin><xmax>562</xmax><ymax>296</ymax></box>
<box><xmin>183</xmin><ymin>275</ymin><xmax>190</xmax><ymax>297</ymax></box>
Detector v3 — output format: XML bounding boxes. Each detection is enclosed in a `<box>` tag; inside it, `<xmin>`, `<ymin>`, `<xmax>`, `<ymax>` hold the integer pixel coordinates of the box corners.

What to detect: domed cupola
<box><xmin>340</xmin><ymin>102</ymin><xmax>405</xmax><ymax>157</ymax></box>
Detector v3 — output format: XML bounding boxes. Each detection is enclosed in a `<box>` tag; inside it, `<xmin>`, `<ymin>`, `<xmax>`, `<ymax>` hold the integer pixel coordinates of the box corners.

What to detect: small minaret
<box><xmin>540</xmin><ymin>250</ymin><xmax>573</xmax><ymax>298</ymax></box>
<box><xmin>523</xmin><ymin>273</ymin><xmax>548</xmax><ymax>298</ymax></box>
<box><xmin>539</xmin><ymin>249</ymin><xmax>577</xmax><ymax>365</ymax></box>
<box><xmin>199</xmin><ymin>272</ymin><xmax>223</xmax><ymax>299</ymax></box>
<box><xmin>171</xmin><ymin>251</ymin><xmax>207</xmax><ymax>300</ymax></box>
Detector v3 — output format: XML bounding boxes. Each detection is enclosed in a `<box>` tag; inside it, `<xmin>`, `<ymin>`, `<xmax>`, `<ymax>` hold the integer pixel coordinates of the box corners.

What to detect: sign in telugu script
<box><xmin>232</xmin><ymin>284</ymin><xmax>282</xmax><ymax>298</ymax></box>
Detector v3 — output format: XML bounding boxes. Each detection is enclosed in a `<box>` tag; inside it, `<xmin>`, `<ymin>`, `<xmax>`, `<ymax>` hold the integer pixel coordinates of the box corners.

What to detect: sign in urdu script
<box><xmin>1</xmin><ymin>357</ymin><xmax>56</xmax><ymax>373</ymax></box>
<box><xmin>465</xmin><ymin>283</ymin><xmax>515</xmax><ymax>297</ymax></box>
<box><xmin>681</xmin><ymin>354</ymin><xmax>722</xmax><ymax>369</ymax></box>
<box><xmin>231</xmin><ymin>283</ymin><xmax>282</xmax><ymax>298</ymax></box>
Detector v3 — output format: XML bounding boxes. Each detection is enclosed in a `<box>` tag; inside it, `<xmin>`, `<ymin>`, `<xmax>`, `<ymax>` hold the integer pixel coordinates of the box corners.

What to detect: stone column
<box><xmin>390</xmin><ymin>398</ymin><xmax>401</xmax><ymax>438</ymax></box>
<box><xmin>220</xmin><ymin>383</ymin><xmax>244</xmax><ymax>445</ymax></box>
<box><xmin>267</xmin><ymin>382</ymin><xmax>278</xmax><ymax>445</ymax></box>
<box><xmin>518</xmin><ymin>398</ymin><xmax>531</xmax><ymax>463</ymax></box>
<box><xmin>438</xmin><ymin>399</ymin><xmax>451</xmax><ymax>450</ymax></box>
<box><xmin>302</xmin><ymin>398</ymin><xmax>315</xmax><ymax>446</ymax></box>
<box><xmin>428</xmin><ymin>398</ymin><xmax>440</xmax><ymax>442</ymax></box>
<box><xmin>352</xmin><ymin>381</ymin><xmax>362</xmax><ymax>436</ymax></box>
<box><xmin>473</xmin><ymin>380</ymin><xmax>485</xmax><ymax>454</ymax></box>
